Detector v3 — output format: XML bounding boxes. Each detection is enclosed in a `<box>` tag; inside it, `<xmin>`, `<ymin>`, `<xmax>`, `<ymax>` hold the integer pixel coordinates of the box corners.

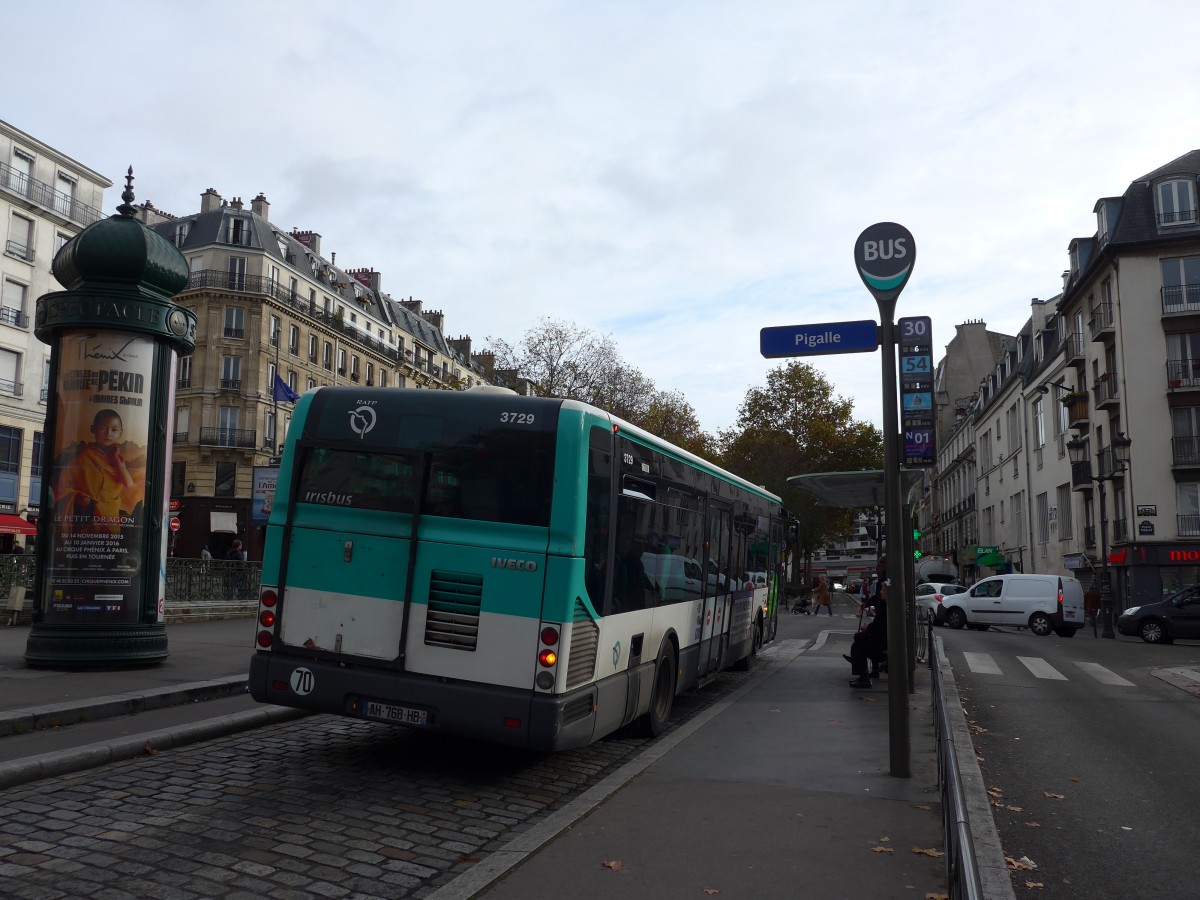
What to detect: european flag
<box><xmin>272</xmin><ymin>373</ymin><xmax>300</xmax><ymax>403</ymax></box>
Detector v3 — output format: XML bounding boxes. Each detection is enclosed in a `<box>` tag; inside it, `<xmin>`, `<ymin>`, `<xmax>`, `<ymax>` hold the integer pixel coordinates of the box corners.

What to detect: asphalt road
<box><xmin>941</xmin><ymin>622</ymin><xmax>1200</xmax><ymax>899</ymax></box>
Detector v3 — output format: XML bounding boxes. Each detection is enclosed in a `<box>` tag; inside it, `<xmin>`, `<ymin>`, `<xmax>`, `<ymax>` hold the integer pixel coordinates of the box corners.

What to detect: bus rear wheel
<box><xmin>639</xmin><ymin>645</ymin><xmax>677</xmax><ymax>738</ymax></box>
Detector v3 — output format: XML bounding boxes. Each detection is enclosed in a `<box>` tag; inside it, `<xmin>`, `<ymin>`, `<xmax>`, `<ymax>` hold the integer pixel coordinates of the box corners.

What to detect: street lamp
<box><xmin>1067</xmin><ymin>432</ymin><xmax>1133</xmax><ymax>639</ymax></box>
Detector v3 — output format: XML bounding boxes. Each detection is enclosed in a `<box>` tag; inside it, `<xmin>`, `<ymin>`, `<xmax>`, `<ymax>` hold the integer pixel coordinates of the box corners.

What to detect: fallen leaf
<box><xmin>987</xmin><ymin>787</ymin><xmax>1004</xmax><ymax>799</ymax></box>
<box><xmin>703</xmin><ymin>890</ymin><xmax>719</xmax><ymax>896</ymax></box>
<box><xmin>872</xmin><ymin>846</ymin><xmax>894</xmax><ymax>854</ymax></box>
<box><xmin>913</xmin><ymin>804</ymin><xmax>932</xmax><ymax>811</ymax></box>
<box><xmin>144</xmin><ymin>742</ymin><xmax>159</xmax><ymax>756</ymax></box>
<box><xmin>879</xmin><ymin>836</ymin><xmax>891</xmax><ymax>843</ymax></box>
<box><xmin>912</xmin><ymin>847</ymin><xmax>945</xmax><ymax>858</ymax></box>
<box><xmin>1025</xmin><ymin>881</ymin><xmax>1044</xmax><ymax>889</ymax></box>
<box><xmin>770</xmin><ymin>708</ymin><xmax>782</xmax><ymax>713</ymax></box>
<box><xmin>602</xmin><ymin>859</ymin><xmax>627</xmax><ymax>872</ymax></box>
<box><xmin>859</xmin><ymin>696</ymin><xmax>877</xmax><ymax>702</ymax></box>
<box><xmin>1070</xmin><ymin>777</ymin><xmax>1082</xmax><ymax>782</ymax></box>
<box><xmin>1005</xmin><ymin>856</ymin><xmax>1038</xmax><ymax>871</ymax></box>
<box><xmin>1025</xmin><ymin>822</ymin><xmax>1041</xmax><ymax>828</ymax></box>
<box><xmin>1043</xmin><ymin>792</ymin><xmax>1065</xmax><ymax>800</ymax></box>
<box><xmin>926</xmin><ymin>893</ymin><xmax>950</xmax><ymax>900</ymax></box>
<box><xmin>969</xmin><ymin>723</ymin><xmax>989</xmax><ymax>734</ymax></box>
<box><xmin>1005</xmin><ymin>805</ymin><xmax>1024</xmax><ymax>813</ymax></box>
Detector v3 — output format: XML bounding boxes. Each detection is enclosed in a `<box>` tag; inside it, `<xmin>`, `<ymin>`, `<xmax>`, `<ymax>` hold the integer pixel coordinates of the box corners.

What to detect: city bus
<box><xmin>248</xmin><ymin>386</ymin><xmax>786</xmax><ymax>750</ymax></box>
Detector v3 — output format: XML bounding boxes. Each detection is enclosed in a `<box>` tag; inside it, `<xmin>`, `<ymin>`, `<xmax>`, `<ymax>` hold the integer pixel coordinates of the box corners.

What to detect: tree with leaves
<box><xmin>717</xmin><ymin>361</ymin><xmax>882</xmax><ymax>593</ymax></box>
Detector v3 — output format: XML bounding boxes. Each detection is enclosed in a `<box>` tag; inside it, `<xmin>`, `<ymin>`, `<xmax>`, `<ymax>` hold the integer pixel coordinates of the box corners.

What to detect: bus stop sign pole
<box><xmin>854</xmin><ymin>222</ymin><xmax>916</xmax><ymax>779</ymax></box>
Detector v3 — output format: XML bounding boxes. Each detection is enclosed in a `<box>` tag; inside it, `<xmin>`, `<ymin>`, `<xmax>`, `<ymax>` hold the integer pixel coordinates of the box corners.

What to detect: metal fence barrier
<box><xmin>929</xmin><ymin>616</ymin><xmax>985</xmax><ymax>900</ymax></box>
<box><xmin>2</xmin><ymin>556</ymin><xmax>259</xmax><ymax>625</ymax></box>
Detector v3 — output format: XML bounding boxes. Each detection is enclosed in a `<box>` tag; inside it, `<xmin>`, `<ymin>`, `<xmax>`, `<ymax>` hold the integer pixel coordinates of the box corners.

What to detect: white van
<box><xmin>941</xmin><ymin>574</ymin><xmax>1085</xmax><ymax>637</ymax></box>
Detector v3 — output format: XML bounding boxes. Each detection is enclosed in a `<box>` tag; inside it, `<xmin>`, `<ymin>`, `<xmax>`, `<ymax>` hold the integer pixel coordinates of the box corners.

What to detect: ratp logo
<box><xmin>348</xmin><ymin>405</ymin><xmax>377</xmax><ymax>438</ymax></box>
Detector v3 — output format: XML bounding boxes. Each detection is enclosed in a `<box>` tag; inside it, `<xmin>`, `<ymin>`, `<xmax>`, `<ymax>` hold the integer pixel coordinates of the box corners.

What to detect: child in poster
<box><xmin>54</xmin><ymin>408</ymin><xmax>140</xmax><ymax>533</ymax></box>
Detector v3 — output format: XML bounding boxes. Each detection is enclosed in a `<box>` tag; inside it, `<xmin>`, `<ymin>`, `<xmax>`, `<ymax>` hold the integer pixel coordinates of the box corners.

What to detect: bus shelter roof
<box><xmin>787</xmin><ymin>470</ymin><xmax>925</xmax><ymax>508</ymax></box>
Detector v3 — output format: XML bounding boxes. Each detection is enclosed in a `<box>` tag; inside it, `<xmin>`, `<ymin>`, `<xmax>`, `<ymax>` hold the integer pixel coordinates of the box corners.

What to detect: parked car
<box><xmin>1117</xmin><ymin>584</ymin><xmax>1200</xmax><ymax>643</ymax></box>
<box><xmin>914</xmin><ymin>582</ymin><xmax>967</xmax><ymax>625</ymax></box>
<box><xmin>940</xmin><ymin>574</ymin><xmax>1085</xmax><ymax>636</ymax></box>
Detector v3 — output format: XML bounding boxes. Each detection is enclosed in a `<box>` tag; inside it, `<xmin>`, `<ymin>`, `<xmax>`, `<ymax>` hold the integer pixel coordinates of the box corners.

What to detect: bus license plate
<box><xmin>364</xmin><ymin>700</ymin><xmax>429</xmax><ymax>727</ymax></box>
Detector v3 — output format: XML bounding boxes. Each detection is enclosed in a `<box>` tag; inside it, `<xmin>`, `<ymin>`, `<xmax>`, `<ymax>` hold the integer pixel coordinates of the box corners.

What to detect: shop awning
<box><xmin>0</xmin><ymin>514</ymin><xmax>36</xmax><ymax>535</ymax></box>
<box><xmin>210</xmin><ymin>512</ymin><xmax>239</xmax><ymax>534</ymax></box>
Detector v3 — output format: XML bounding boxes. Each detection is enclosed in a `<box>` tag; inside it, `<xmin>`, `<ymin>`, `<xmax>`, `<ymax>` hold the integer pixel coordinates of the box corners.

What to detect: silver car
<box><xmin>915</xmin><ymin>582</ymin><xmax>967</xmax><ymax>625</ymax></box>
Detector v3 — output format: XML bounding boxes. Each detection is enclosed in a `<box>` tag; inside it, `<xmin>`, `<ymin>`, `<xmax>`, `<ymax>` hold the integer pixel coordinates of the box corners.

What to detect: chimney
<box><xmin>251</xmin><ymin>193</ymin><xmax>269</xmax><ymax>220</ymax></box>
<box><xmin>291</xmin><ymin>229</ymin><xmax>321</xmax><ymax>255</ymax></box>
<box><xmin>425</xmin><ymin>309</ymin><xmax>445</xmax><ymax>332</ymax></box>
<box><xmin>448</xmin><ymin>335</ymin><xmax>472</xmax><ymax>358</ymax></box>
<box><xmin>402</xmin><ymin>297</ymin><xmax>423</xmax><ymax>315</ymax></box>
<box><xmin>230</xmin><ymin>196</ymin><xmax>244</xmax><ymax>211</ymax></box>
<box><xmin>347</xmin><ymin>268</ymin><xmax>382</xmax><ymax>291</ymax></box>
<box><xmin>200</xmin><ymin>188</ymin><xmax>222</xmax><ymax>213</ymax></box>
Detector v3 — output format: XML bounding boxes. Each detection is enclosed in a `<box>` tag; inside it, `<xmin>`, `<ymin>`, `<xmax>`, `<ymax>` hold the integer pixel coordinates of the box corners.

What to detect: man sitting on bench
<box><xmin>847</xmin><ymin>556</ymin><xmax>888</xmax><ymax>689</ymax></box>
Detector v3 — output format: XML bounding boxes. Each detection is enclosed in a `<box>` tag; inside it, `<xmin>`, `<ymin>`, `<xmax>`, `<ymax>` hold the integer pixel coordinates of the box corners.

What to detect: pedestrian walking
<box><xmin>225</xmin><ymin>539</ymin><xmax>247</xmax><ymax>600</ymax></box>
<box><xmin>200</xmin><ymin>545</ymin><xmax>213</xmax><ymax>561</ymax></box>
<box><xmin>813</xmin><ymin>575</ymin><xmax>833</xmax><ymax>616</ymax></box>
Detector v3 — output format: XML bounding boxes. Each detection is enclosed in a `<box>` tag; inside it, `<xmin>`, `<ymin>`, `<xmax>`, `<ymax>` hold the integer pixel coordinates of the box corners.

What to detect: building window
<box><xmin>55</xmin><ymin>232</ymin><xmax>70</xmax><ymax>256</ymax></box>
<box><xmin>337</xmin><ymin>348</ymin><xmax>346</xmax><ymax>375</ymax></box>
<box><xmin>1036</xmin><ymin>492</ymin><xmax>1049</xmax><ymax>547</ymax></box>
<box><xmin>350</xmin><ymin>355</ymin><xmax>360</xmax><ymax>381</ymax></box>
<box><xmin>265</xmin><ymin>410</ymin><xmax>276</xmax><ymax>448</ymax></box>
<box><xmin>288</xmin><ymin>324</ymin><xmax>299</xmax><ymax>354</ymax></box>
<box><xmin>366</xmin><ymin>362</ymin><xmax>374</xmax><ymax>386</ymax></box>
<box><xmin>379</xmin><ymin>370</ymin><xmax>387</xmax><ymax>388</ymax></box>
<box><xmin>0</xmin><ymin>426</ymin><xmax>20</xmax><ymax>473</ymax></box>
<box><xmin>1167</xmin><ymin>331</ymin><xmax>1200</xmax><ymax>387</ymax></box>
<box><xmin>224</xmin><ymin>217</ymin><xmax>251</xmax><ymax>246</ymax></box>
<box><xmin>1158</xmin><ymin>179</ymin><xmax>1197</xmax><ymax>226</ymax></box>
<box><xmin>267</xmin><ymin>362</ymin><xmax>276</xmax><ymax>387</ymax></box>
<box><xmin>7</xmin><ymin>213</ymin><xmax>34</xmax><ymax>262</ymax></box>
<box><xmin>172</xmin><ymin>461</ymin><xmax>186</xmax><ymax>496</ymax></box>
<box><xmin>31</xmin><ymin>431</ymin><xmax>43</xmax><ymax>478</ymax></box>
<box><xmin>288</xmin><ymin>371</ymin><xmax>297</xmax><ymax>393</ymax></box>
<box><xmin>218</xmin><ymin>407</ymin><xmax>240</xmax><ymax>446</ymax></box>
<box><xmin>1056</xmin><ymin>483</ymin><xmax>1073</xmax><ymax>540</ymax></box>
<box><xmin>215</xmin><ymin>461</ymin><xmax>237</xmax><ymax>497</ymax></box>
<box><xmin>269</xmin><ymin>315</ymin><xmax>280</xmax><ymax>347</ymax></box>
<box><xmin>224</xmin><ymin>306</ymin><xmax>245</xmax><ymax>338</ymax></box>
<box><xmin>307</xmin><ymin>378</ymin><xmax>316</xmax><ymax>392</ymax></box>
<box><xmin>1162</xmin><ymin>256</ymin><xmax>1200</xmax><ymax>312</ymax></box>
<box><xmin>227</xmin><ymin>256</ymin><xmax>247</xmax><ymax>291</ymax></box>
<box><xmin>174</xmin><ymin>223</ymin><xmax>189</xmax><ymax>247</ymax></box>
<box><xmin>54</xmin><ymin>173</ymin><xmax>76</xmax><ymax>218</ymax></box>
<box><xmin>178</xmin><ymin>355</ymin><xmax>192</xmax><ymax>388</ymax></box>
<box><xmin>175</xmin><ymin>406</ymin><xmax>190</xmax><ymax>441</ymax></box>
<box><xmin>308</xmin><ymin>334</ymin><xmax>318</xmax><ymax>362</ymax></box>
<box><xmin>221</xmin><ymin>356</ymin><xmax>242</xmax><ymax>390</ymax></box>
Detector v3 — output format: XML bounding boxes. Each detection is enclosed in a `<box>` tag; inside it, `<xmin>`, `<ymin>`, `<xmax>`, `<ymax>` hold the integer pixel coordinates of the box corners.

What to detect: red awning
<box><xmin>0</xmin><ymin>514</ymin><xmax>36</xmax><ymax>535</ymax></box>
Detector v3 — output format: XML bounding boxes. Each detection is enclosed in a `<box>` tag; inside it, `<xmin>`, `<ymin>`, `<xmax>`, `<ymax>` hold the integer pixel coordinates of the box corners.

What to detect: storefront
<box><xmin>1110</xmin><ymin>544</ymin><xmax>1200</xmax><ymax>607</ymax></box>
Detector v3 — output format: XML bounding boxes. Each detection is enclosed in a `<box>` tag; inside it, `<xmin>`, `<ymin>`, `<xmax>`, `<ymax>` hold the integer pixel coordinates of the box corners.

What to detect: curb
<box><xmin>0</xmin><ymin>704</ymin><xmax>311</xmax><ymax>790</ymax></box>
<box><xmin>0</xmin><ymin>675</ymin><xmax>252</xmax><ymax>738</ymax></box>
<box><xmin>935</xmin><ymin>635</ymin><xmax>1017</xmax><ymax>900</ymax></box>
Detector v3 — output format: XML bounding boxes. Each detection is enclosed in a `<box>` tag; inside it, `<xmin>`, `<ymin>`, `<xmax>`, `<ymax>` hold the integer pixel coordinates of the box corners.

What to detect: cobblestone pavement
<box><xmin>0</xmin><ymin>648</ymin><xmax>778</xmax><ymax>900</ymax></box>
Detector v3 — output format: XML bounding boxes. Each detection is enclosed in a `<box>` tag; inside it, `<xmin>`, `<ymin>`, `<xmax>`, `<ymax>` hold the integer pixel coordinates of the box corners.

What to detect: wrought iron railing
<box><xmin>0</xmin><ymin>378</ymin><xmax>23</xmax><ymax>398</ymax></box>
<box><xmin>1112</xmin><ymin>518</ymin><xmax>1128</xmax><ymax>543</ymax></box>
<box><xmin>1092</xmin><ymin>375</ymin><xmax>1118</xmax><ymax>406</ymax></box>
<box><xmin>220</xmin><ymin>379</ymin><xmax>242</xmax><ymax>390</ymax></box>
<box><xmin>182</xmin><ymin>270</ymin><xmax>402</xmax><ymax>364</ymax></box>
<box><xmin>1167</xmin><ymin>358</ymin><xmax>1200</xmax><ymax>388</ymax></box>
<box><xmin>0</xmin><ymin>161</ymin><xmax>104</xmax><ymax>227</ymax></box>
<box><xmin>1064</xmin><ymin>330</ymin><xmax>1085</xmax><ymax>361</ymax></box>
<box><xmin>199</xmin><ymin>427</ymin><xmax>257</xmax><ymax>449</ymax></box>
<box><xmin>0</xmin><ymin>306</ymin><xmax>29</xmax><ymax>329</ymax></box>
<box><xmin>173</xmin><ymin>431</ymin><xmax>189</xmax><ymax>443</ymax></box>
<box><xmin>1172</xmin><ymin>436</ymin><xmax>1200</xmax><ymax>466</ymax></box>
<box><xmin>4</xmin><ymin>240</ymin><xmax>33</xmax><ymax>262</ymax></box>
<box><xmin>1088</xmin><ymin>302</ymin><xmax>1114</xmax><ymax>338</ymax></box>
<box><xmin>1179</xmin><ymin>514</ymin><xmax>1200</xmax><ymax>537</ymax></box>
<box><xmin>1158</xmin><ymin>209</ymin><xmax>1198</xmax><ymax>226</ymax></box>
<box><xmin>1162</xmin><ymin>283</ymin><xmax>1200</xmax><ymax>315</ymax></box>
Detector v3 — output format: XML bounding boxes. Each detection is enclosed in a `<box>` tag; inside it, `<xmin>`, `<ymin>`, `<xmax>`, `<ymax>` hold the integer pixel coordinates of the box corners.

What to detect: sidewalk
<box><xmin>0</xmin><ymin>617</ymin><xmax>958</xmax><ymax>898</ymax></box>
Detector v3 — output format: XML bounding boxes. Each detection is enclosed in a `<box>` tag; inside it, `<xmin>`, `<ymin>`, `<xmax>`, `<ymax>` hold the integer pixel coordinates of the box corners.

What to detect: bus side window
<box><xmin>584</xmin><ymin>431</ymin><xmax>611</xmax><ymax>610</ymax></box>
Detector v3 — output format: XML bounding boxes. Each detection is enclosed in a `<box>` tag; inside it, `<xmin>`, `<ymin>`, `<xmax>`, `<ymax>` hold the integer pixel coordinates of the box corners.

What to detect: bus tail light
<box><xmin>539</xmin><ymin>649</ymin><xmax>558</xmax><ymax>667</ymax></box>
<box><xmin>255</xmin><ymin>585</ymin><xmax>280</xmax><ymax>650</ymax></box>
<box><xmin>540</xmin><ymin>626</ymin><xmax>559</xmax><ymax>646</ymax></box>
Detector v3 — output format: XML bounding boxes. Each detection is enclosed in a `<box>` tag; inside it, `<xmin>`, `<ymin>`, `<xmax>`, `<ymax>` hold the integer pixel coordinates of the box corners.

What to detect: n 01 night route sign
<box><xmin>760</xmin><ymin>319</ymin><xmax>879</xmax><ymax>358</ymax></box>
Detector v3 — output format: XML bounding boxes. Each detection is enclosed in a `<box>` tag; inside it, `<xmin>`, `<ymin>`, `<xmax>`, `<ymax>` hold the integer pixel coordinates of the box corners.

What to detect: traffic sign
<box><xmin>169</xmin><ymin>517</ymin><xmax>181</xmax><ymax>533</ymax></box>
<box><xmin>855</xmin><ymin>223</ymin><xmax>916</xmax><ymax>303</ymax></box>
<box><xmin>760</xmin><ymin>319</ymin><xmax>879</xmax><ymax>358</ymax></box>
<box><xmin>168</xmin><ymin>498</ymin><xmax>181</xmax><ymax>512</ymax></box>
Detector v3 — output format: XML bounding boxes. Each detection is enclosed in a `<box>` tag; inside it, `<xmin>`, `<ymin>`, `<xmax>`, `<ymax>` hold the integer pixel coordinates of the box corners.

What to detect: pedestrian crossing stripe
<box><xmin>960</xmin><ymin>652</ymin><xmax>1134</xmax><ymax>686</ymax></box>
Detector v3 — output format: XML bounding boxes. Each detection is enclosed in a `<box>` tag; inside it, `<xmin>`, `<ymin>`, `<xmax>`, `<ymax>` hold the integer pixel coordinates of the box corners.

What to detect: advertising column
<box><xmin>26</xmin><ymin>172</ymin><xmax>196</xmax><ymax>667</ymax></box>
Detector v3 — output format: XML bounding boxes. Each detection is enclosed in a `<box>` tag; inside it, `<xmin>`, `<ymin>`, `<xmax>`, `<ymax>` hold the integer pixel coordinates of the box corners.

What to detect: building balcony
<box><xmin>1172</xmin><ymin>436</ymin><xmax>1200</xmax><ymax>467</ymax></box>
<box><xmin>1179</xmin><ymin>514</ymin><xmax>1200</xmax><ymax>537</ymax></box>
<box><xmin>220</xmin><ymin>379</ymin><xmax>242</xmax><ymax>391</ymax></box>
<box><xmin>0</xmin><ymin>378</ymin><xmax>23</xmax><ymax>398</ymax></box>
<box><xmin>1112</xmin><ymin>518</ymin><xmax>1129</xmax><ymax>543</ymax></box>
<box><xmin>0</xmin><ymin>306</ymin><xmax>29</xmax><ymax>329</ymax></box>
<box><xmin>1083</xmin><ymin>525</ymin><xmax>1096</xmax><ymax>548</ymax></box>
<box><xmin>180</xmin><ymin>270</ymin><xmax>402</xmax><ymax>365</ymax></box>
<box><xmin>1162</xmin><ymin>283</ymin><xmax>1200</xmax><ymax>316</ymax></box>
<box><xmin>199</xmin><ymin>427</ymin><xmax>257</xmax><ymax>449</ymax></box>
<box><xmin>1089</xmin><ymin>303</ymin><xmax>1115</xmax><ymax>341</ymax></box>
<box><xmin>1061</xmin><ymin>393</ymin><xmax>1089</xmax><ymax>429</ymax></box>
<box><xmin>1071</xmin><ymin>460</ymin><xmax>1093</xmax><ymax>491</ymax></box>
<box><xmin>4</xmin><ymin>240</ymin><xmax>34</xmax><ymax>263</ymax></box>
<box><xmin>1092</xmin><ymin>375</ymin><xmax>1119</xmax><ymax>410</ymax></box>
<box><xmin>173</xmin><ymin>431</ymin><xmax>189</xmax><ymax>444</ymax></box>
<box><xmin>1064</xmin><ymin>331</ymin><xmax>1086</xmax><ymax>366</ymax></box>
<box><xmin>0</xmin><ymin>161</ymin><xmax>104</xmax><ymax>228</ymax></box>
<box><xmin>1167</xmin><ymin>358</ymin><xmax>1200</xmax><ymax>391</ymax></box>
<box><xmin>1096</xmin><ymin>445</ymin><xmax>1128</xmax><ymax>478</ymax></box>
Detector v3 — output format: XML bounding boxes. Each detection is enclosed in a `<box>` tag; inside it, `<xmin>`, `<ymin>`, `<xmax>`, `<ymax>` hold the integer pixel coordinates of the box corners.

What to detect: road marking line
<box><xmin>1073</xmin><ymin>661</ymin><xmax>1135</xmax><ymax>686</ymax></box>
<box><xmin>1017</xmin><ymin>656</ymin><xmax>1067</xmax><ymax>680</ymax></box>
<box><xmin>963</xmin><ymin>652</ymin><xmax>1002</xmax><ymax>675</ymax></box>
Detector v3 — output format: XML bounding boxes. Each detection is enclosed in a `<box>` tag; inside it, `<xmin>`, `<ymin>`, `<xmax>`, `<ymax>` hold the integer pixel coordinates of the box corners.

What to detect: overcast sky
<box><xmin>8</xmin><ymin>1</ymin><xmax>1200</xmax><ymax>434</ymax></box>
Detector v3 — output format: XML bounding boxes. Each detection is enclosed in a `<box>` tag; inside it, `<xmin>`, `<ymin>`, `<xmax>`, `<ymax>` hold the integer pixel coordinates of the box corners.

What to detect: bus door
<box><xmin>276</xmin><ymin>444</ymin><xmax>424</xmax><ymax>665</ymax></box>
<box><xmin>698</xmin><ymin>502</ymin><xmax>732</xmax><ymax>677</ymax></box>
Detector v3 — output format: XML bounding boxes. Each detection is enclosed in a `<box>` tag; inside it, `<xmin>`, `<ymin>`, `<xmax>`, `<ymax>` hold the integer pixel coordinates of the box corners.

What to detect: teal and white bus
<box><xmin>248</xmin><ymin>386</ymin><xmax>785</xmax><ymax>750</ymax></box>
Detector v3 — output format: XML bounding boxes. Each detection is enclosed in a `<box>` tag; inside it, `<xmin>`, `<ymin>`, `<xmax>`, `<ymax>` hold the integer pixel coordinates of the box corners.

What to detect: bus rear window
<box><xmin>296</xmin><ymin>424</ymin><xmax>556</xmax><ymax>526</ymax></box>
